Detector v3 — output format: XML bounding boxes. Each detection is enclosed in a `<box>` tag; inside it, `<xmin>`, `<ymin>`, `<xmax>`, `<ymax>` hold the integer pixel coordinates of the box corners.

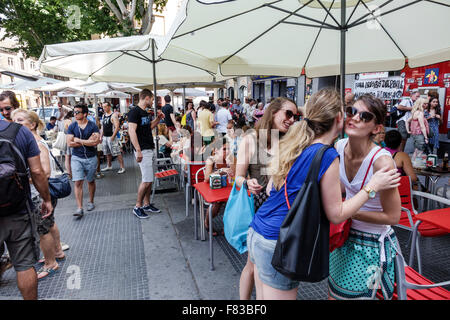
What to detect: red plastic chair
<box><xmin>150</xmin><ymin>169</ymin><xmax>179</xmax><ymax>203</ymax></box>
<box><xmin>396</xmin><ymin>176</ymin><xmax>450</xmax><ymax>273</ymax></box>
<box><xmin>376</xmin><ymin>251</ymin><xmax>450</xmax><ymax>300</ymax></box>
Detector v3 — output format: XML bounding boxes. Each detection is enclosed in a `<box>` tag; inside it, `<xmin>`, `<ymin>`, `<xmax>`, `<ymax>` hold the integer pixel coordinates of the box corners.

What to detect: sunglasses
<box><xmin>0</xmin><ymin>106</ymin><xmax>12</xmax><ymax>112</ymax></box>
<box><xmin>345</xmin><ymin>106</ymin><xmax>375</xmax><ymax>123</ymax></box>
<box><xmin>284</xmin><ymin>109</ymin><xmax>298</xmax><ymax>121</ymax></box>
<box><xmin>74</xmin><ymin>111</ymin><xmax>83</xmax><ymax>115</ymax></box>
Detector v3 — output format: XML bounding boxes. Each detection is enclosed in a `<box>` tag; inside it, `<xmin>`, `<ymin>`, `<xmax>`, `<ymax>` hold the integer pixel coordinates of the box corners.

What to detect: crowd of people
<box><xmin>0</xmin><ymin>84</ymin><xmax>447</xmax><ymax>300</ymax></box>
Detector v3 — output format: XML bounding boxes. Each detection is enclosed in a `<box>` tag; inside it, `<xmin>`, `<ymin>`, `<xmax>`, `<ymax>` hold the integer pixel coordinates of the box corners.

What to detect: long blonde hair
<box><xmin>412</xmin><ymin>97</ymin><xmax>427</xmax><ymax>114</ymax></box>
<box><xmin>11</xmin><ymin>109</ymin><xmax>44</xmax><ymax>134</ymax></box>
<box><xmin>271</xmin><ymin>88</ymin><xmax>342</xmax><ymax>190</ymax></box>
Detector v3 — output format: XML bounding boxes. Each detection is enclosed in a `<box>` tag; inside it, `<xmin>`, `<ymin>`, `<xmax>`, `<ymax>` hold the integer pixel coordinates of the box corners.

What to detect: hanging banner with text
<box><xmin>354</xmin><ymin>76</ymin><xmax>405</xmax><ymax>100</ymax></box>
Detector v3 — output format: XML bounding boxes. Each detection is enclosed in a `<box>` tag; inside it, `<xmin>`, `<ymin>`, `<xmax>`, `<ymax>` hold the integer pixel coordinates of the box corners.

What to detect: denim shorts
<box><xmin>412</xmin><ymin>134</ymin><xmax>426</xmax><ymax>151</ymax></box>
<box><xmin>247</xmin><ymin>227</ymin><xmax>300</xmax><ymax>291</ymax></box>
<box><xmin>71</xmin><ymin>155</ymin><xmax>98</xmax><ymax>182</ymax></box>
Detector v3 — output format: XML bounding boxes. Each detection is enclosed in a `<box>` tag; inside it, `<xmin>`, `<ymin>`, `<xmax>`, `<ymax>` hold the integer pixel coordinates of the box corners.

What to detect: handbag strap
<box><xmin>48</xmin><ymin>148</ymin><xmax>65</xmax><ymax>174</ymax></box>
<box><xmin>284</xmin><ymin>145</ymin><xmax>332</xmax><ymax>210</ymax></box>
<box><xmin>360</xmin><ymin>147</ymin><xmax>382</xmax><ymax>190</ymax></box>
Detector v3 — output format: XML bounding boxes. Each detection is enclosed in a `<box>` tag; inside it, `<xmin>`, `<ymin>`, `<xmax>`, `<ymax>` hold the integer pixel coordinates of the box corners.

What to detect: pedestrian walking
<box><xmin>216</xmin><ymin>101</ymin><xmax>233</xmax><ymax>137</ymax></box>
<box><xmin>328</xmin><ymin>94</ymin><xmax>401</xmax><ymax>300</ymax></box>
<box><xmin>100</xmin><ymin>102</ymin><xmax>126</xmax><ymax>174</ymax></box>
<box><xmin>424</xmin><ymin>96</ymin><xmax>441</xmax><ymax>154</ymax></box>
<box><xmin>396</xmin><ymin>89</ymin><xmax>420</xmax><ymax>151</ymax></box>
<box><xmin>234</xmin><ymin>97</ymin><xmax>298</xmax><ymax>300</ymax></box>
<box><xmin>128</xmin><ymin>89</ymin><xmax>164</xmax><ymax>219</ymax></box>
<box><xmin>12</xmin><ymin>109</ymin><xmax>66</xmax><ymax>280</ymax></box>
<box><xmin>198</xmin><ymin>100</ymin><xmax>217</xmax><ymax>146</ymax></box>
<box><xmin>406</xmin><ymin>97</ymin><xmax>429</xmax><ymax>161</ymax></box>
<box><xmin>66</xmin><ymin>104</ymin><xmax>101</xmax><ymax>218</ymax></box>
<box><xmin>162</xmin><ymin>95</ymin><xmax>176</xmax><ymax>133</ymax></box>
<box><xmin>246</xmin><ymin>89</ymin><xmax>400</xmax><ymax>300</ymax></box>
<box><xmin>0</xmin><ymin>102</ymin><xmax>53</xmax><ymax>299</ymax></box>
<box><xmin>184</xmin><ymin>101</ymin><xmax>196</xmax><ymax>132</ymax></box>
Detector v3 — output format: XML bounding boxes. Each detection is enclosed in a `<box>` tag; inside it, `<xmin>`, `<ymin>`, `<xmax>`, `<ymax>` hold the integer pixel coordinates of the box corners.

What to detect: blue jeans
<box><xmin>247</xmin><ymin>227</ymin><xmax>300</xmax><ymax>291</ymax></box>
<box><xmin>71</xmin><ymin>155</ymin><xmax>97</xmax><ymax>182</ymax></box>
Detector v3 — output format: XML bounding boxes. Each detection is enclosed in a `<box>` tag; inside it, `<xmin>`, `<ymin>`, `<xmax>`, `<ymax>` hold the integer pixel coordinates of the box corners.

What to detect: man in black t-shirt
<box><xmin>128</xmin><ymin>89</ymin><xmax>165</xmax><ymax>219</ymax></box>
<box><xmin>162</xmin><ymin>95</ymin><xmax>176</xmax><ymax>133</ymax></box>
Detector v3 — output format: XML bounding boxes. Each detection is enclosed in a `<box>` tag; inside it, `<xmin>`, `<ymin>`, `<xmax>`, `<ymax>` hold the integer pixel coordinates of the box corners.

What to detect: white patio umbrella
<box><xmin>160</xmin><ymin>0</ymin><xmax>450</xmax><ymax>99</ymax></box>
<box><xmin>97</xmin><ymin>90</ymin><xmax>131</xmax><ymax>98</ymax></box>
<box><xmin>38</xmin><ymin>34</ymin><xmax>217</xmax><ymax>85</ymax></box>
<box><xmin>0</xmin><ymin>76</ymin><xmax>61</xmax><ymax>91</ymax></box>
<box><xmin>38</xmin><ymin>34</ymin><xmax>219</xmax><ymax>152</ymax></box>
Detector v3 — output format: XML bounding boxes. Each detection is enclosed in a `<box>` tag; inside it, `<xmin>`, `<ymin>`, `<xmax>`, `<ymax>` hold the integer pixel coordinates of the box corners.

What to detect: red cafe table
<box><xmin>410</xmin><ymin>208</ymin><xmax>450</xmax><ymax>274</ymax></box>
<box><xmin>193</xmin><ymin>181</ymin><xmax>232</xmax><ymax>271</ymax></box>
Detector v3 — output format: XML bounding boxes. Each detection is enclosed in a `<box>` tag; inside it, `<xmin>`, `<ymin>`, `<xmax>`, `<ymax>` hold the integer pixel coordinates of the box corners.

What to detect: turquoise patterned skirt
<box><xmin>328</xmin><ymin>228</ymin><xmax>398</xmax><ymax>300</ymax></box>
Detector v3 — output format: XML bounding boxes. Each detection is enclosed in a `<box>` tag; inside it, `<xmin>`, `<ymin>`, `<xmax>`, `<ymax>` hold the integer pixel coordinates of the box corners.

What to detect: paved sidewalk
<box><xmin>0</xmin><ymin>149</ymin><xmax>449</xmax><ymax>300</ymax></box>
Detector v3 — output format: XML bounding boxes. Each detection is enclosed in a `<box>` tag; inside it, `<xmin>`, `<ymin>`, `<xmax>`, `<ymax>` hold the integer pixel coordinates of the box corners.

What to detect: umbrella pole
<box><xmin>40</xmin><ymin>91</ymin><xmax>45</xmax><ymax>122</ymax></box>
<box><xmin>340</xmin><ymin>0</ymin><xmax>347</xmax><ymax>138</ymax></box>
<box><xmin>152</xmin><ymin>38</ymin><xmax>159</xmax><ymax>159</ymax></box>
<box><xmin>182</xmin><ymin>86</ymin><xmax>186</xmax><ymax>112</ymax></box>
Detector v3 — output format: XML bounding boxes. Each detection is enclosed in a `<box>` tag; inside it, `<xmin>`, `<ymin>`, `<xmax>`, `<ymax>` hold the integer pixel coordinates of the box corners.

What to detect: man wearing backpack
<box><xmin>0</xmin><ymin>113</ymin><xmax>53</xmax><ymax>300</ymax></box>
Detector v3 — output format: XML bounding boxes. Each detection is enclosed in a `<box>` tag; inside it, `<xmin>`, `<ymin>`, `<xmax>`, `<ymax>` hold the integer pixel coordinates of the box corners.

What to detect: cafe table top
<box><xmin>413</xmin><ymin>166</ymin><xmax>450</xmax><ymax>178</ymax></box>
<box><xmin>193</xmin><ymin>181</ymin><xmax>233</xmax><ymax>204</ymax></box>
<box><xmin>416</xmin><ymin>208</ymin><xmax>450</xmax><ymax>233</ymax></box>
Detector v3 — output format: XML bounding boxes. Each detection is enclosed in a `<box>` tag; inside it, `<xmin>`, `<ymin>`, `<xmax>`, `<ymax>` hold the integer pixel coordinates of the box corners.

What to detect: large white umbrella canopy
<box><xmin>0</xmin><ymin>76</ymin><xmax>61</xmax><ymax>91</ymax></box>
<box><xmin>97</xmin><ymin>90</ymin><xmax>131</xmax><ymax>98</ymax></box>
<box><xmin>159</xmin><ymin>0</ymin><xmax>450</xmax><ymax>79</ymax></box>
<box><xmin>38</xmin><ymin>34</ymin><xmax>218</xmax><ymax>84</ymax></box>
<box><xmin>37</xmin><ymin>79</ymin><xmax>142</xmax><ymax>94</ymax></box>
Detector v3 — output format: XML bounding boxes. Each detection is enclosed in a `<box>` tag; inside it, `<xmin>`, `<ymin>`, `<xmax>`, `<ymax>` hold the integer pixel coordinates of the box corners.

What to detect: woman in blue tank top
<box><xmin>247</xmin><ymin>89</ymin><xmax>401</xmax><ymax>300</ymax></box>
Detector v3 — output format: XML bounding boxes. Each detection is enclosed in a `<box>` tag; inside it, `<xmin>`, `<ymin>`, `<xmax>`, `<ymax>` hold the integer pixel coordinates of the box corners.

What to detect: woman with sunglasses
<box><xmin>328</xmin><ymin>94</ymin><xmax>401</xmax><ymax>300</ymax></box>
<box><xmin>235</xmin><ymin>97</ymin><xmax>298</xmax><ymax>300</ymax></box>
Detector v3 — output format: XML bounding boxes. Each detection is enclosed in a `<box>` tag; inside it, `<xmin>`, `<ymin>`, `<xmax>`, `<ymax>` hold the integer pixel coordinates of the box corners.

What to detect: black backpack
<box><xmin>0</xmin><ymin>122</ymin><xmax>30</xmax><ymax>216</ymax></box>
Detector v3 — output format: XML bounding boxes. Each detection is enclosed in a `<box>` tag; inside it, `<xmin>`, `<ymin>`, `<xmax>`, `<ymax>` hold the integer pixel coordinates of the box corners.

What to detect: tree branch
<box><xmin>143</xmin><ymin>0</ymin><xmax>154</xmax><ymax>34</ymax></box>
<box><xmin>115</xmin><ymin>0</ymin><xmax>128</xmax><ymax>17</ymax></box>
<box><xmin>105</xmin><ymin>0</ymin><xmax>123</xmax><ymax>22</ymax></box>
<box><xmin>129</xmin><ymin>0</ymin><xmax>137</xmax><ymax>21</ymax></box>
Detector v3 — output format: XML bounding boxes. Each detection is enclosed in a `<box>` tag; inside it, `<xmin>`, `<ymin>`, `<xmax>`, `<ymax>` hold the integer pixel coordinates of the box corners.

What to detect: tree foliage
<box><xmin>0</xmin><ymin>0</ymin><xmax>168</xmax><ymax>59</ymax></box>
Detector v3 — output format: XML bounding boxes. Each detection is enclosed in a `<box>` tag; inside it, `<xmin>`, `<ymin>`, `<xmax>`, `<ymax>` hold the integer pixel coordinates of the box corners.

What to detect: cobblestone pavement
<box><xmin>0</xmin><ymin>143</ymin><xmax>449</xmax><ymax>300</ymax></box>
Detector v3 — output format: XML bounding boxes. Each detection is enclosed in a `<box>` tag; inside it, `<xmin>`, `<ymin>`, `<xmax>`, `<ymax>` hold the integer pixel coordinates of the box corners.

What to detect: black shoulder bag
<box><xmin>271</xmin><ymin>145</ymin><xmax>332</xmax><ymax>282</ymax></box>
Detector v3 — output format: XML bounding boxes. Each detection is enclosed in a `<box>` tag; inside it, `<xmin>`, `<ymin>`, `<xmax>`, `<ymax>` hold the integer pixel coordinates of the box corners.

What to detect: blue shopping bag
<box><xmin>223</xmin><ymin>181</ymin><xmax>255</xmax><ymax>254</ymax></box>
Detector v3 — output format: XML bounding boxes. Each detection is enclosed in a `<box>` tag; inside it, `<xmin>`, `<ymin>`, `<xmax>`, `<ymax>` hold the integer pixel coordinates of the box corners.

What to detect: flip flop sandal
<box><xmin>37</xmin><ymin>255</ymin><xmax>65</xmax><ymax>264</ymax></box>
<box><xmin>37</xmin><ymin>264</ymin><xmax>59</xmax><ymax>280</ymax></box>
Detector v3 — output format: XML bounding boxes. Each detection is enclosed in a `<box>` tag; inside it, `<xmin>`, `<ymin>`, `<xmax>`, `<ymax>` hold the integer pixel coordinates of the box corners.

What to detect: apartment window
<box><xmin>20</xmin><ymin>58</ymin><xmax>25</xmax><ymax>70</ymax></box>
<box><xmin>8</xmin><ymin>57</ymin><xmax>14</xmax><ymax>67</ymax></box>
<box><xmin>30</xmin><ymin>61</ymin><xmax>35</xmax><ymax>70</ymax></box>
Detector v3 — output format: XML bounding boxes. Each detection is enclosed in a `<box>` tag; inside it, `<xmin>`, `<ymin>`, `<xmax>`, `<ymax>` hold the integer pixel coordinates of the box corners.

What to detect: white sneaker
<box><xmin>117</xmin><ymin>168</ymin><xmax>126</xmax><ymax>174</ymax></box>
<box><xmin>101</xmin><ymin>166</ymin><xmax>112</xmax><ymax>172</ymax></box>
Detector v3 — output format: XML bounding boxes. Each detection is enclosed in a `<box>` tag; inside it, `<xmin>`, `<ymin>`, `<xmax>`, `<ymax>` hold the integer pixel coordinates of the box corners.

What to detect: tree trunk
<box><xmin>142</xmin><ymin>0</ymin><xmax>154</xmax><ymax>35</ymax></box>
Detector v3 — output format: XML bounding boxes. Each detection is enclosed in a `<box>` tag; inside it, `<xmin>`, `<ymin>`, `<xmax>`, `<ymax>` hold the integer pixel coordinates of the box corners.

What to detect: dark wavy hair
<box><xmin>427</xmin><ymin>96</ymin><xmax>441</xmax><ymax>115</ymax></box>
<box><xmin>355</xmin><ymin>94</ymin><xmax>386</xmax><ymax>125</ymax></box>
<box><xmin>0</xmin><ymin>90</ymin><xmax>20</xmax><ymax>109</ymax></box>
<box><xmin>74</xmin><ymin>103</ymin><xmax>89</xmax><ymax>114</ymax></box>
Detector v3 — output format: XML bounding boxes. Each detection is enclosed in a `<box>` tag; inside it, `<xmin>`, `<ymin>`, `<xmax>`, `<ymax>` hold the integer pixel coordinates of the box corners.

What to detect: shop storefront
<box><xmin>251</xmin><ymin>76</ymin><xmax>297</xmax><ymax>103</ymax></box>
<box><xmin>401</xmin><ymin>61</ymin><xmax>450</xmax><ymax>134</ymax></box>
